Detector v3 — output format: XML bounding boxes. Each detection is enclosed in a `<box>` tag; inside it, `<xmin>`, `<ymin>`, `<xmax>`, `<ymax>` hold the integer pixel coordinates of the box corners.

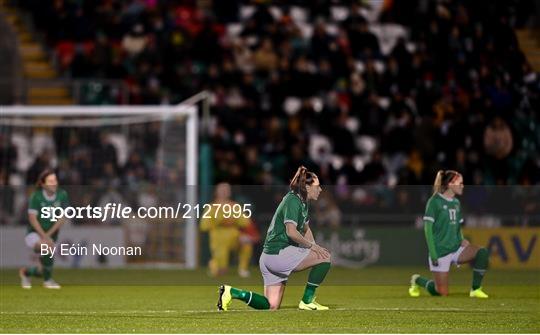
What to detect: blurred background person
<box><xmin>200</xmin><ymin>182</ymin><xmax>250</xmax><ymax>277</ymax></box>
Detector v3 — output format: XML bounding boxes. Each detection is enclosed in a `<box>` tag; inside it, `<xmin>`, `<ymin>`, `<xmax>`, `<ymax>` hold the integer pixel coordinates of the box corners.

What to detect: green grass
<box><xmin>1</xmin><ymin>267</ymin><xmax>539</xmax><ymax>333</ymax></box>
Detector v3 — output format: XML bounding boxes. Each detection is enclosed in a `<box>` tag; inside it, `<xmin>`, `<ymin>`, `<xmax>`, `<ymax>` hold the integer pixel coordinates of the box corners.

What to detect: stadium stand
<box><xmin>0</xmin><ymin>0</ymin><xmax>538</xmax><ymax>189</ymax></box>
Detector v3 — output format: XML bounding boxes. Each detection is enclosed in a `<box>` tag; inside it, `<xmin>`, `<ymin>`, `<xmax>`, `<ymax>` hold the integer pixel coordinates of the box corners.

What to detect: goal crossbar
<box><xmin>0</xmin><ymin>105</ymin><xmax>197</xmax><ymax>116</ymax></box>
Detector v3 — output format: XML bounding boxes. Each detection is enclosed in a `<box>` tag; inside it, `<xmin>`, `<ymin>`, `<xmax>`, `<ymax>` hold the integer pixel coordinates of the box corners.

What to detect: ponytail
<box><xmin>290</xmin><ymin>166</ymin><xmax>317</xmax><ymax>200</ymax></box>
<box><xmin>433</xmin><ymin>170</ymin><xmax>461</xmax><ymax>195</ymax></box>
<box><xmin>433</xmin><ymin>170</ymin><xmax>444</xmax><ymax>194</ymax></box>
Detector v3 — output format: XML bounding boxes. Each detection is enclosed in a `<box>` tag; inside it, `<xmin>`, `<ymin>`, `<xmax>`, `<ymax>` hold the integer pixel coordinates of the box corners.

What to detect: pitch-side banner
<box><xmin>463</xmin><ymin>228</ymin><xmax>540</xmax><ymax>269</ymax></box>
<box><xmin>313</xmin><ymin>227</ymin><xmax>539</xmax><ymax>269</ymax></box>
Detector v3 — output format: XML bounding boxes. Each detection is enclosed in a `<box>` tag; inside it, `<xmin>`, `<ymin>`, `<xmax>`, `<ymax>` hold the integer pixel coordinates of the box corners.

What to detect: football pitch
<box><xmin>1</xmin><ymin>267</ymin><xmax>539</xmax><ymax>333</ymax></box>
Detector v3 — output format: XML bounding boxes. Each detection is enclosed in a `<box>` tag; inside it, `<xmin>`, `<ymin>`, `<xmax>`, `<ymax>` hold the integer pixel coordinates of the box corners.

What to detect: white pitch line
<box><xmin>184</xmin><ymin>307</ymin><xmax>523</xmax><ymax>313</ymax></box>
<box><xmin>0</xmin><ymin>310</ymin><xmax>180</xmax><ymax>315</ymax></box>
<box><xmin>1</xmin><ymin>307</ymin><xmax>530</xmax><ymax>316</ymax></box>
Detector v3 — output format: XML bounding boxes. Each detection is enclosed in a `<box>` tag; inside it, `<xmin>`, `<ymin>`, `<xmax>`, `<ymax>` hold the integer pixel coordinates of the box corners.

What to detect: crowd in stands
<box><xmin>0</xmin><ymin>126</ymin><xmax>163</xmax><ymax>187</ymax></box>
<box><xmin>2</xmin><ymin>0</ymin><xmax>539</xmax><ymax>191</ymax></box>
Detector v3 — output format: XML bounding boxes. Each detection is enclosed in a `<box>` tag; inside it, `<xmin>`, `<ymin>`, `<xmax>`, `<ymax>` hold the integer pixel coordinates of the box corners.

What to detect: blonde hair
<box><xmin>290</xmin><ymin>166</ymin><xmax>317</xmax><ymax>200</ymax></box>
<box><xmin>433</xmin><ymin>170</ymin><xmax>461</xmax><ymax>194</ymax></box>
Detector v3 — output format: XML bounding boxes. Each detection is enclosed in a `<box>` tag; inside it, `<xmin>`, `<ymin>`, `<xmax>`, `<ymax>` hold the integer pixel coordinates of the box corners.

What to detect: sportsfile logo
<box><xmin>41</xmin><ymin>203</ymin><xmax>130</xmax><ymax>222</ymax></box>
<box><xmin>40</xmin><ymin>202</ymin><xmax>253</xmax><ymax>222</ymax></box>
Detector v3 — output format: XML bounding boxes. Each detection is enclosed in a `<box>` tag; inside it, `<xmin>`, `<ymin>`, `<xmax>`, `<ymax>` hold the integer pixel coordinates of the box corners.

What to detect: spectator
<box><xmin>0</xmin><ymin>134</ymin><xmax>16</xmax><ymax>185</ymax></box>
<box><xmin>484</xmin><ymin>117</ymin><xmax>513</xmax><ymax>160</ymax></box>
<box><xmin>254</xmin><ymin>38</ymin><xmax>278</xmax><ymax>73</ymax></box>
<box><xmin>122</xmin><ymin>24</ymin><xmax>147</xmax><ymax>56</ymax></box>
<box><xmin>26</xmin><ymin>151</ymin><xmax>53</xmax><ymax>185</ymax></box>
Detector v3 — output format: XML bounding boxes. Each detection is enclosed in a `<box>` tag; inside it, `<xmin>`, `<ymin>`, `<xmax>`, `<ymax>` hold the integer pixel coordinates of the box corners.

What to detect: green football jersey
<box><xmin>263</xmin><ymin>191</ymin><xmax>309</xmax><ymax>255</ymax></box>
<box><xmin>27</xmin><ymin>188</ymin><xmax>69</xmax><ymax>240</ymax></box>
<box><xmin>423</xmin><ymin>193</ymin><xmax>464</xmax><ymax>259</ymax></box>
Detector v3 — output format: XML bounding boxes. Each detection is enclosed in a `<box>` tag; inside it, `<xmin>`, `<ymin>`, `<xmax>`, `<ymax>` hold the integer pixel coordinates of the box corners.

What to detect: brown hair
<box><xmin>433</xmin><ymin>170</ymin><xmax>461</xmax><ymax>194</ymax></box>
<box><xmin>36</xmin><ymin>169</ymin><xmax>56</xmax><ymax>188</ymax></box>
<box><xmin>289</xmin><ymin>166</ymin><xmax>317</xmax><ymax>200</ymax></box>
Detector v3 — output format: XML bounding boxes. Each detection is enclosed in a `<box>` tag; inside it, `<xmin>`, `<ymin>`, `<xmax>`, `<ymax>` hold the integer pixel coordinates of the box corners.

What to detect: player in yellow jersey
<box><xmin>200</xmin><ymin>183</ymin><xmax>250</xmax><ymax>277</ymax></box>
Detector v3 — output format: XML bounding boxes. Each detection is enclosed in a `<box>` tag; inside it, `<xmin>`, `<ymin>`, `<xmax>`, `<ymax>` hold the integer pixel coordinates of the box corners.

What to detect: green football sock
<box><xmin>24</xmin><ymin>266</ymin><xmax>42</xmax><ymax>277</ymax></box>
<box><xmin>472</xmin><ymin>248</ymin><xmax>489</xmax><ymax>290</ymax></box>
<box><xmin>415</xmin><ymin>276</ymin><xmax>440</xmax><ymax>296</ymax></box>
<box><xmin>425</xmin><ymin>280</ymin><xmax>441</xmax><ymax>296</ymax></box>
<box><xmin>230</xmin><ymin>287</ymin><xmax>270</xmax><ymax>310</ymax></box>
<box><xmin>40</xmin><ymin>256</ymin><xmax>54</xmax><ymax>281</ymax></box>
<box><xmin>302</xmin><ymin>262</ymin><xmax>331</xmax><ymax>303</ymax></box>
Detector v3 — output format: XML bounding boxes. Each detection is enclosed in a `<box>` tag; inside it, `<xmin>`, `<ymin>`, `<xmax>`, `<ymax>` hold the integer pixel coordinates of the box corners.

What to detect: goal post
<box><xmin>1</xmin><ymin>101</ymin><xmax>200</xmax><ymax>269</ymax></box>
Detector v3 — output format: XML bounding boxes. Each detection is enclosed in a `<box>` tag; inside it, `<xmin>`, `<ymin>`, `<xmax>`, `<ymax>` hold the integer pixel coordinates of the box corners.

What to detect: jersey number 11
<box><xmin>448</xmin><ymin>209</ymin><xmax>457</xmax><ymax>222</ymax></box>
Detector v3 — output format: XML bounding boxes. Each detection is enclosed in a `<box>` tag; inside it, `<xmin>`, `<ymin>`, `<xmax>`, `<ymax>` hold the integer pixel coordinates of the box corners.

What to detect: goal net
<box><xmin>0</xmin><ymin>103</ymin><xmax>198</xmax><ymax>269</ymax></box>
